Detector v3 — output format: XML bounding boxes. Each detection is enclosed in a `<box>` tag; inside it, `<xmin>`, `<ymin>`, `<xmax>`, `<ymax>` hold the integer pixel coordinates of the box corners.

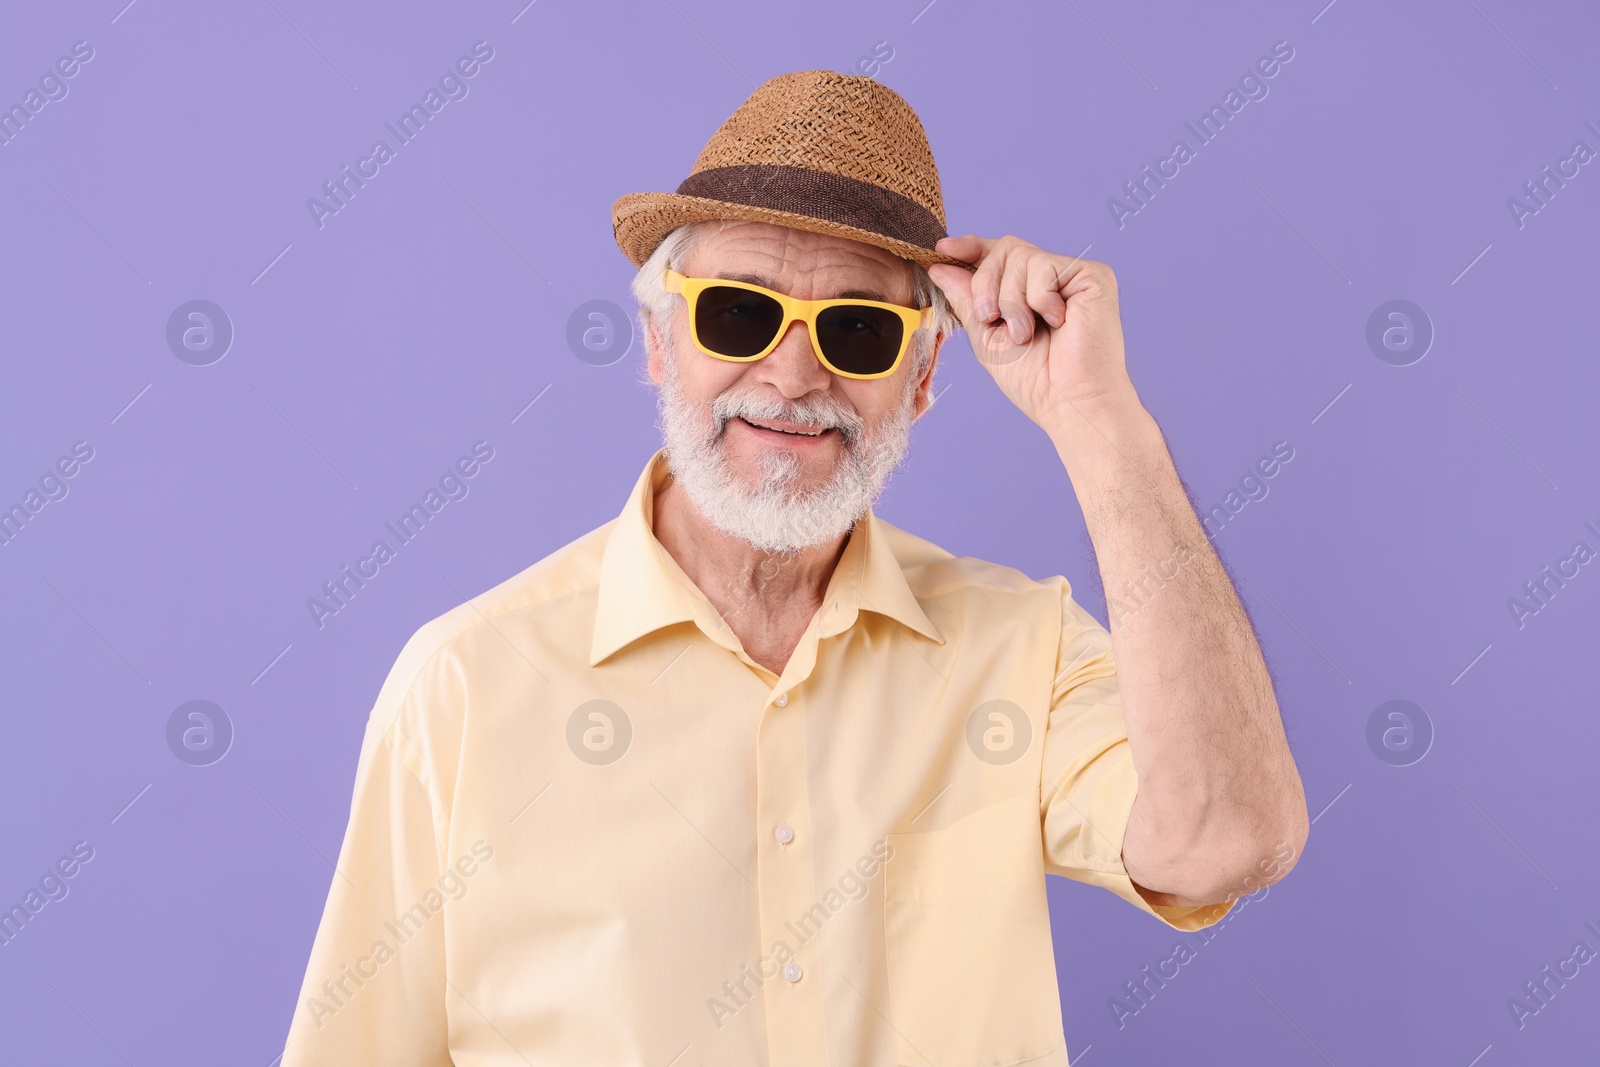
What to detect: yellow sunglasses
<box><xmin>663</xmin><ymin>268</ymin><xmax>933</xmax><ymax>380</ymax></box>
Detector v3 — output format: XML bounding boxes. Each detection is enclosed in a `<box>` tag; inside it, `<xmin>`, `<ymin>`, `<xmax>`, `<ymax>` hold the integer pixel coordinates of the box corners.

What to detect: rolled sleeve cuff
<box><xmin>1045</xmin><ymin>743</ymin><xmax>1235</xmax><ymax>933</ymax></box>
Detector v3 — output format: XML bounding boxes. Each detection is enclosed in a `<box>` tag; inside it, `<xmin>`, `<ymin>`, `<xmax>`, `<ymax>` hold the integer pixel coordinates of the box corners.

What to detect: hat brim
<box><xmin>612</xmin><ymin>191</ymin><xmax>976</xmax><ymax>272</ymax></box>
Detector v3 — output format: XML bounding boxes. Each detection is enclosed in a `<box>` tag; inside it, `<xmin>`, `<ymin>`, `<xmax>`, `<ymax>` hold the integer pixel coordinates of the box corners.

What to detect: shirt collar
<box><xmin>589</xmin><ymin>448</ymin><xmax>943</xmax><ymax>667</ymax></box>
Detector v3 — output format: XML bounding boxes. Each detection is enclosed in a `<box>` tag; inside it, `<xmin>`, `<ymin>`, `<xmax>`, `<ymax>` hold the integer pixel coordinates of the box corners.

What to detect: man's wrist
<box><xmin>1042</xmin><ymin>385</ymin><xmax>1194</xmax><ymax>548</ymax></box>
<box><xmin>1041</xmin><ymin>384</ymin><xmax>1162</xmax><ymax>481</ymax></box>
<box><xmin>1038</xmin><ymin>376</ymin><xmax>1143</xmax><ymax>432</ymax></box>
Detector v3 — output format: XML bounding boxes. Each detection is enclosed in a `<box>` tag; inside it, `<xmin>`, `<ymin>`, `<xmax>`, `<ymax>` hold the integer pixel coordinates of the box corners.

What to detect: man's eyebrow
<box><xmin>714</xmin><ymin>271</ymin><xmax>890</xmax><ymax>303</ymax></box>
<box><xmin>714</xmin><ymin>270</ymin><xmax>776</xmax><ymax>289</ymax></box>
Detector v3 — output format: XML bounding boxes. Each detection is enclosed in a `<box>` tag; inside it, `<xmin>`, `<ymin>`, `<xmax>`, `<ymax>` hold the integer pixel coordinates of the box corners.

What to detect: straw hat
<box><xmin>611</xmin><ymin>70</ymin><xmax>973</xmax><ymax>272</ymax></box>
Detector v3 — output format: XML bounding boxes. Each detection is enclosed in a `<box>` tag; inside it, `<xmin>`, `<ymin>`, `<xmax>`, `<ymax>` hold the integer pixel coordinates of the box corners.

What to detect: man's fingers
<box><xmin>968</xmin><ymin>242</ymin><xmax>1014</xmax><ymax>329</ymax></box>
<box><xmin>1047</xmin><ymin>249</ymin><xmax>1104</xmax><ymax>298</ymax></box>
<box><xmin>934</xmin><ymin>236</ymin><xmax>1083</xmax><ymax>352</ymax></box>
<box><xmin>929</xmin><ymin>264</ymin><xmax>1012</xmax><ymax>363</ymax></box>
<box><xmin>997</xmin><ymin>256</ymin><xmax>1033</xmax><ymax>344</ymax></box>
<box><xmin>927</xmin><ymin>263</ymin><xmax>974</xmax><ymax>322</ymax></box>
<box><xmin>935</xmin><ymin>234</ymin><xmax>989</xmax><ymax>263</ymax></box>
<box><xmin>1026</xmin><ymin>257</ymin><xmax>1069</xmax><ymax>328</ymax></box>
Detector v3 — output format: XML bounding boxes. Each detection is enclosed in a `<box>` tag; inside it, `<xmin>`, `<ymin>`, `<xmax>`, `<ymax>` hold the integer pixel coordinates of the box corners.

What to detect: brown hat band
<box><xmin>674</xmin><ymin>164</ymin><xmax>948</xmax><ymax>253</ymax></box>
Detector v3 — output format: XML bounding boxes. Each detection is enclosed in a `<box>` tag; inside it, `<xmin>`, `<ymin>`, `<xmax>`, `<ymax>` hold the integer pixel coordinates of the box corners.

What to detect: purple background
<box><xmin>3</xmin><ymin>0</ymin><xmax>1596</xmax><ymax>1063</ymax></box>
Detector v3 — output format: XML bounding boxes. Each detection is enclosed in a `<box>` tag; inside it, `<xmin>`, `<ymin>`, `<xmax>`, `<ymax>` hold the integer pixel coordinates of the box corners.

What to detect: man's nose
<box><xmin>753</xmin><ymin>319</ymin><xmax>832</xmax><ymax>399</ymax></box>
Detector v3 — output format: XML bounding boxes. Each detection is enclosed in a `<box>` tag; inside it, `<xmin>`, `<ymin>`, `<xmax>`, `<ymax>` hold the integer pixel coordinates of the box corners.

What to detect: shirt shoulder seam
<box><xmin>376</xmin><ymin>579</ymin><xmax>600</xmax><ymax>742</ymax></box>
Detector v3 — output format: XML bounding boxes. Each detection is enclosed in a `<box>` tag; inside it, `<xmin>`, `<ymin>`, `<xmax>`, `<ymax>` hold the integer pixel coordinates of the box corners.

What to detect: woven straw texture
<box><xmin>688</xmin><ymin>70</ymin><xmax>943</xmax><ymax>221</ymax></box>
<box><xmin>611</xmin><ymin>70</ymin><xmax>973</xmax><ymax>271</ymax></box>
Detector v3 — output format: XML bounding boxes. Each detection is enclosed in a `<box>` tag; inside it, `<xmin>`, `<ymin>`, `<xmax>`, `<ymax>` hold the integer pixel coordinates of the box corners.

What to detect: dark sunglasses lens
<box><xmin>695</xmin><ymin>285</ymin><xmax>785</xmax><ymax>358</ymax></box>
<box><xmin>817</xmin><ymin>305</ymin><xmax>905</xmax><ymax>376</ymax></box>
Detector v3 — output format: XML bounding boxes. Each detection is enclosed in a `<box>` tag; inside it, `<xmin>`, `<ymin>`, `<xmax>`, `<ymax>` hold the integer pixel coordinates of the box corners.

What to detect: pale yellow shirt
<box><xmin>282</xmin><ymin>448</ymin><xmax>1231</xmax><ymax>1067</ymax></box>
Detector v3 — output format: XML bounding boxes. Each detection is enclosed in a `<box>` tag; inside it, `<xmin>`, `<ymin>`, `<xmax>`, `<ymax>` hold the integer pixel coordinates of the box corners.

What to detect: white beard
<box><xmin>655</xmin><ymin>352</ymin><xmax>920</xmax><ymax>554</ymax></box>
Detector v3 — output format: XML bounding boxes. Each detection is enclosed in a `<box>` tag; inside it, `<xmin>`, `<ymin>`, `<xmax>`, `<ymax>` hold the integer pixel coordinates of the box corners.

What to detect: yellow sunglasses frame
<box><xmin>663</xmin><ymin>268</ymin><xmax>933</xmax><ymax>381</ymax></box>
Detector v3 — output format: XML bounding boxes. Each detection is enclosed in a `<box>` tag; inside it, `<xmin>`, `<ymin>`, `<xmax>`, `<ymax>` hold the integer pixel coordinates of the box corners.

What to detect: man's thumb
<box><xmin>927</xmin><ymin>264</ymin><xmax>974</xmax><ymax>325</ymax></box>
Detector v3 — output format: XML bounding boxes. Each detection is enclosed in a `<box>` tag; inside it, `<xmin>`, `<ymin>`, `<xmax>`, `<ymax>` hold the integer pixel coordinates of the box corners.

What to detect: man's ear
<box><xmin>644</xmin><ymin>313</ymin><xmax>668</xmax><ymax>385</ymax></box>
<box><xmin>910</xmin><ymin>328</ymin><xmax>947</xmax><ymax>420</ymax></box>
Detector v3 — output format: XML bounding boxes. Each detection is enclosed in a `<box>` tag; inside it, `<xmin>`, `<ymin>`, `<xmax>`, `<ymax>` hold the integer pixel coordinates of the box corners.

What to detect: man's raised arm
<box><xmin>929</xmin><ymin>234</ymin><xmax>1309</xmax><ymax>908</ymax></box>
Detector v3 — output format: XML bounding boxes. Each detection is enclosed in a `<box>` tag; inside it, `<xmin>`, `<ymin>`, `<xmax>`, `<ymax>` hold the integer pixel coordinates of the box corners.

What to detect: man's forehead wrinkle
<box><xmin>710</xmin><ymin>271</ymin><xmax>894</xmax><ymax>304</ymax></box>
<box><xmin>688</xmin><ymin>226</ymin><xmax>914</xmax><ymax>303</ymax></box>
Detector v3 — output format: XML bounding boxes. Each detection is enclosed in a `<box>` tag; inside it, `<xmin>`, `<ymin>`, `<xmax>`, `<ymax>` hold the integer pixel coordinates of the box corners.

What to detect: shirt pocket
<box><xmin>883</xmin><ymin>792</ymin><xmax>1065</xmax><ymax>1066</ymax></box>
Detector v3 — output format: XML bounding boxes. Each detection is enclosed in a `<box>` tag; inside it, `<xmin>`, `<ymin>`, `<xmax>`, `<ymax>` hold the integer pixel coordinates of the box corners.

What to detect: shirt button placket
<box><xmin>754</xmin><ymin>686</ymin><xmax>825</xmax><ymax>1066</ymax></box>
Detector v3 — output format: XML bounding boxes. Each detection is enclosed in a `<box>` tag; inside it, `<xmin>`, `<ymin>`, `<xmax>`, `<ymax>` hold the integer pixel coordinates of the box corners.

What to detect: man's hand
<box><xmin>928</xmin><ymin>234</ymin><xmax>1133</xmax><ymax>429</ymax></box>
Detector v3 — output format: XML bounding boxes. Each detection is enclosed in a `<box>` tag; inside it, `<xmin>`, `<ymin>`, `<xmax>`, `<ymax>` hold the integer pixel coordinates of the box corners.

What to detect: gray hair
<box><xmin>630</xmin><ymin>220</ymin><xmax>960</xmax><ymax>384</ymax></box>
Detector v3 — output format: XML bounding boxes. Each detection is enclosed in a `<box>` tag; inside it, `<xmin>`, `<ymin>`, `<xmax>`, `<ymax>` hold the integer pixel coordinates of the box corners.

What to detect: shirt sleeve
<box><xmin>280</xmin><ymin>688</ymin><xmax>454</xmax><ymax>1064</ymax></box>
<box><xmin>1038</xmin><ymin>581</ymin><xmax>1234</xmax><ymax>932</ymax></box>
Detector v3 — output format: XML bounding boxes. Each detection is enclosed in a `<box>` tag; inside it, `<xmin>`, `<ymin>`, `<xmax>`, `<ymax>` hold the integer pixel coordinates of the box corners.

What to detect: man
<box><xmin>282</xmin><ymin>70</ymin><xmax>1307</xmax><ymax>1065</ymax></box>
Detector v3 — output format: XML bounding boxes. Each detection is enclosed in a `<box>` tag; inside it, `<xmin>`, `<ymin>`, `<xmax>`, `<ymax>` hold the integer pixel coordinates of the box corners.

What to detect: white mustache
<box><xmin>710</xmin><ymin>390</ymin><xmax>865</xmax><ymax>445</ymax></box>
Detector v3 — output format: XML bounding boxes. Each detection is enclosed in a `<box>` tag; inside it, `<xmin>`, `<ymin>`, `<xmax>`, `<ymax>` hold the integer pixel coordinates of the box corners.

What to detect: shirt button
<box><xmin>783</xmin><ymin>962</ymin><xmax>803</xmax><ymax>983</ymax></box>
<box><xmin>775</xmin><ymin>822</ymin><xmax>794</xmax><ymax>846</ymax></box>
<box><xmin>775</xmin><ymin>693</ymin><xmax>788</xmax><ymax>707</ymax></box>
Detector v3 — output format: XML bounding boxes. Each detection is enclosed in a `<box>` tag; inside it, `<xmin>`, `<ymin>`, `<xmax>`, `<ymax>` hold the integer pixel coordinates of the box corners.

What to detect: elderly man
<box><xmin>283</xmin><ymin>70</ymin><xmax>1306</xmax><ymax>1066</ymax></box>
